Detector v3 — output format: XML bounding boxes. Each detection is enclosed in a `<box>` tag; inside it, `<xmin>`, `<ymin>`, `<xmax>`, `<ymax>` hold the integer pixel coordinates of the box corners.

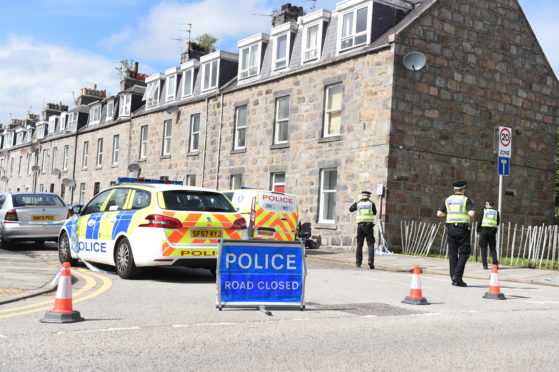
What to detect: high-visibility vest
<box><xmin>356</xmin><ymin>200</ymin><xmax>375</xmax><ymax>223</ymax></box>
<box><xmin>481</xmin><ymin>208</ymin><xmax>498</xmax><ymax>228</ymax></box>
<box><xmin>445</xmin><ymin>194</ymin><xmax>470</xmax><ymax>224</ymax></box>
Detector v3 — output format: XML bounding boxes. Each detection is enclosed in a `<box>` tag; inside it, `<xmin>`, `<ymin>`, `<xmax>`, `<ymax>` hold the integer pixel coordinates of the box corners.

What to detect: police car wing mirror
<box><xmin>71</xmin><ymin>205</ymin><xmax>82</xmax><ymax>215</ymax></box>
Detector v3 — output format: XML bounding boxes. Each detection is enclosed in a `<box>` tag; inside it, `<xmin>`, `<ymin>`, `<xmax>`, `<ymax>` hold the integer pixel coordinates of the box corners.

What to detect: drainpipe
<box><xmin>201</xmin><ymin>96</ymin><xmax>210</xmax><ymax>187</ymax></box>
<box><xmin>70</xmin><ymin>122</ymin><xmax>79</xmax><ymax>203</ymax></box>
<box><xmin>215</xmin><ymin>92</ymin><xmax>224</xmax><ymax>189</ymax></box>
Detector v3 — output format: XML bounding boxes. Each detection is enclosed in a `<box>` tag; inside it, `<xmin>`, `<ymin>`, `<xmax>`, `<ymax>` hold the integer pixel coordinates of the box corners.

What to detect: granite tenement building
<box><xmin>1</xmin><ymin>0</ymin><xmax>557</xmax><ymax>250</ymax></box>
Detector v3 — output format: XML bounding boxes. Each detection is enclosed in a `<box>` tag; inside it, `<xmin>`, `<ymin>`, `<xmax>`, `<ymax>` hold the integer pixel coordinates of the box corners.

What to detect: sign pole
<box><xmin>497</xmin><ymin>174</ymin><xmax>503</xmax><ymax>260</ymax></box>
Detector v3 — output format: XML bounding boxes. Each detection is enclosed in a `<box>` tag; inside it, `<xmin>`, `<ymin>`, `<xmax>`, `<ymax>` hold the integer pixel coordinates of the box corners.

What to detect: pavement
<box><xmin>2</xmin><ymin>247</ymin><xmax>559</xmax><ymax>305</ymax></box>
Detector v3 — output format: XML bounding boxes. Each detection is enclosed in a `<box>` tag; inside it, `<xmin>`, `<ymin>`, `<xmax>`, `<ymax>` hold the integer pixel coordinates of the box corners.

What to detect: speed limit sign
<box><xmin>498</xmin><ymin>126</ymin><xmax>512</xmax><ymax>158</ymax></box>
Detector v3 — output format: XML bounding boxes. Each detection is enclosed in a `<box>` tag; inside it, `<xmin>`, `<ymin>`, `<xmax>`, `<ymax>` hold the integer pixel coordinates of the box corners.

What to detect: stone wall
<box><xmin>386</xmin><ymin>0</ymin><xmax>559</xmax><ymax>248</ymax></box>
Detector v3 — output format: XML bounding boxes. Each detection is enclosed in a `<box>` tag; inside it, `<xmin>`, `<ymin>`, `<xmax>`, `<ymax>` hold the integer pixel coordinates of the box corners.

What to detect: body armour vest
<box><xmin>445</xmin><ymin>195</ymin><xmax>470</xmax><ymax>224</ymax></box>
<box><xmin>481</xmin><ymin>208</ymin><xmax>498</xmax><ymax>228</ymax></box>
<box><xmin>356</xmin><ymin>200</ymin><xmax>375</xmax><ymax>223</ymax></box>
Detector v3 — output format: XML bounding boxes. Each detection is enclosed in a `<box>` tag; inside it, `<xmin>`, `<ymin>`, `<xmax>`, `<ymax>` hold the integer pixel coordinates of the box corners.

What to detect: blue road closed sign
<box><xmin>216</xmin><ymin>240</ymin><xmax>306</xmax><ymax>310</ymax></box>
<box><xmin>498</xmin><ymin>156</ymin><xmax>510</xmax><ymax>176</ymax></box>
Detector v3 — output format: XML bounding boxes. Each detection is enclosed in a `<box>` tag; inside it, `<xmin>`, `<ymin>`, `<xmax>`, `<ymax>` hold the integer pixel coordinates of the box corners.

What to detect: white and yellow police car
<box><xmin>58</xmin><ymin>178</ymin><xmax>247</xmax><ymax>279</ymax></box>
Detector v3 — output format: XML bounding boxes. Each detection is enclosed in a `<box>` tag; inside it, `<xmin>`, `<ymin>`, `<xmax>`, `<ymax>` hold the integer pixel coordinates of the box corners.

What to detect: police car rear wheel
<box><xmin>115</xmin><ymin>238</ymin><xmax>138</xmax><ymax>279</ymax></box>
<box><xmin>58</xmin><ymin>232</ymin><xmax>78</xmax><ymax>266</ymax></box>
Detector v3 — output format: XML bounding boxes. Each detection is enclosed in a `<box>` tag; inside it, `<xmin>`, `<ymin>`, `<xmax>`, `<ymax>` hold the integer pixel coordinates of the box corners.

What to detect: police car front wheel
<box><xmin>115</xmin><ymin>238</ymin><xmax>139</xmax><ymax>279</ymax></box>
<box><xmin>58</xmin><ymin>232</ymin><xmax>78</xmax><ymax>267</ymax></box>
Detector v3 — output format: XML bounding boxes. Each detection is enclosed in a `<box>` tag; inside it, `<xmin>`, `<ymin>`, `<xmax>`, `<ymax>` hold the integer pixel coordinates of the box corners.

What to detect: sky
<box><xmin>0</xmin><ymin>0</ymin><xmax>557</xmax><ymax>125</ymax></box>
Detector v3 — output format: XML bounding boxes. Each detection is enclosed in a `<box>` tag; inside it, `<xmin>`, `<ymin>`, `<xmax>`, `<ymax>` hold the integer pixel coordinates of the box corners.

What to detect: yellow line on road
<box><xmin>0</xmin><ymin>269</ymin><xmax>112</xmax><ymax>319</ymax></box>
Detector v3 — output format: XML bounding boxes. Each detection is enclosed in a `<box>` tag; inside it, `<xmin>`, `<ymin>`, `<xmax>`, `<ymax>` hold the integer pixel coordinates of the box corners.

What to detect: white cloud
<box><xmin>102</xmin><ymin>0</ymin><xmax>274</xmax><ymax>64</ymax></box>
<box><xmin>0</xmin><ymin>34</ymin><xmax>120</xmax><ymax>125</ymax></box>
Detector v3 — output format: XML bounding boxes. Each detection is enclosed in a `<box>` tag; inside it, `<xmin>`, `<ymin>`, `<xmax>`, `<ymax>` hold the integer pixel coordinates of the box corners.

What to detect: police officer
<box><xmin>437</xmin><ymin>181</ymin><xmax>475</xmax><ymax>287</ymax></box>
<box><xmin>349</xmin><ymin>191</ymin><xmax>377</xmax><ymax>269</ymax></box>
<box><xmin>477</xmin><ymin>201</ymin><xmax>500</xmax><ymax>269</ymax></box>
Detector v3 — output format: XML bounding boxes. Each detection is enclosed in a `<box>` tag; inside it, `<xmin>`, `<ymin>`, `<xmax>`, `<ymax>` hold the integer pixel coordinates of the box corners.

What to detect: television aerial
<box><xmin>403</xmin><ymin>51</ymin><xmax>426</xmax><ymax>71</ymax></box>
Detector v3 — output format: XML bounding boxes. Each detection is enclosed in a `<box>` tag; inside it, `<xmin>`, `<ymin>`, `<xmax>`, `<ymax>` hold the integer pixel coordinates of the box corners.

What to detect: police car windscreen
<box><xmin>162</xmin><ymin>191</ymin><xmax>236</xmax><ymax>212</ymax></box>
<box><xmin>12</xmin><ymin>194</ymin><xmax>66</xmax><ymax>207</ymax></box>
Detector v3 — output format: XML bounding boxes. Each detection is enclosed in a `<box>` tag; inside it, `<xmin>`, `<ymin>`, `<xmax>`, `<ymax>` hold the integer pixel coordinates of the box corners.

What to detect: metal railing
<box><xmin>400</xmin><ymin>220</ymin><xmax>559</xmax><ymax>270</ymax></box>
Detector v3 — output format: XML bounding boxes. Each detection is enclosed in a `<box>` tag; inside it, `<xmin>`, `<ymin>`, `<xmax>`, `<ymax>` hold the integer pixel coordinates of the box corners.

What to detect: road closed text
<box><xmin>223</xmin><ymin>280</ymin><xmax>300</xmax><ymax>290</ymax></box>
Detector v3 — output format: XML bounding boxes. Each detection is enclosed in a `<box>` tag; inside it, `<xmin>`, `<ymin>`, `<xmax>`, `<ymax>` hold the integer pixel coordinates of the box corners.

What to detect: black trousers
<box><xmin>447</xmin><ymin>225</ymin><xmax>471</xmax><ymax>281</ymax></box>
<box><xmin>479</xmin><ymin>228</ymin><xmax>498</xmax><ymax>266</ymax></box>
<box><xmin>356</xmin><ymin>222</ymin><xmax>375</xmax><ymax>265</ymax></box>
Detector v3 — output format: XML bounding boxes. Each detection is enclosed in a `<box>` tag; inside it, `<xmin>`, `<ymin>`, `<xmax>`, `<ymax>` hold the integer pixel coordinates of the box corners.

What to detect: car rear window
<box><xmin>12</xmin><ymin>194</ymin><xmax>65</xmax><ymax>207</ymax></box>
<box><xmin>161</xmin><ymin>191</ymin><xmax>236</xmax><ymax>212</ymax></box>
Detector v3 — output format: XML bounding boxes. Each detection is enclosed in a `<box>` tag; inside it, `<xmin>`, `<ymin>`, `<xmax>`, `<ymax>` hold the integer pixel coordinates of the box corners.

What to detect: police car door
<box><xmin>98</xmin><ymin>188</ymin><xmax>132</xmax><ymax>263</ymax></box>
<box><xmin>76</xmin><ymin>189</ymin><xmax>112</xmax><ymax>264</ymax></box>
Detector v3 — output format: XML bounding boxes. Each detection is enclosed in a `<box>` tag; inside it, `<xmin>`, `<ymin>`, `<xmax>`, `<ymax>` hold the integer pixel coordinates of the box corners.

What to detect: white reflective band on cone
<box><xmin>411</xmin><ymin>274</ymin><xmax>421</xmax><ymax>290</ymax></box>
<box><xmin>490</xmin><ymin>273</ymin><xmax>500</xmax><ymax>287</ymax></box>
<box><xmin>56</xmin><ymin>273</ymin><xmax>72</xmax><ymax>299</ymax></box>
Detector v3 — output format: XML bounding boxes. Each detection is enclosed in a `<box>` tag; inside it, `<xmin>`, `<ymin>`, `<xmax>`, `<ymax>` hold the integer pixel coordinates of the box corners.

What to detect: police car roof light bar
<box><xmin>117</xmin><ymin>177</ymin><xmax>184</xmax><ymax>185</ymax></box>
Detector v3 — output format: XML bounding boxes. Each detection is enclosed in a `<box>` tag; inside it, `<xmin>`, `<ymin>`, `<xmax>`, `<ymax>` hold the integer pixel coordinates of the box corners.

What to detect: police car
<box><xmin>58</xmin><ymin>178</ymin><xmax>247</xmax><ymax>279</ymax></box>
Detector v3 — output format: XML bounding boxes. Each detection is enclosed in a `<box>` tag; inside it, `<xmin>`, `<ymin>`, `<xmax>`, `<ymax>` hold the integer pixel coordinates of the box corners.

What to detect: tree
<box><xmin>195</xmin><ymin>33</ymin><xmax>218</xmax><ymax>53</ymax></box>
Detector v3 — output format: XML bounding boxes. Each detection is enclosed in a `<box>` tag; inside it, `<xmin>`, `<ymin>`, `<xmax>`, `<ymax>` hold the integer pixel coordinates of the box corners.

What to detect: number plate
<box><xmin>257</xmin><ymin>230</ymin><xmax>274</xmax><ymax>237</ymax></box>
<box><xmin>190</xmin><ymin>229</ymin><xmax>223</xmax><ymax>238</ymax></box>
<box><xmin>32</xmin><ymin>215</ymin><xmax>55</xmax><ymax>221</ymax></box>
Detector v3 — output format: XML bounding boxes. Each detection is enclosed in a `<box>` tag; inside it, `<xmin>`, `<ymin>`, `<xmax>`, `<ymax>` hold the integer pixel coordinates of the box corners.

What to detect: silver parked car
<box><xmin>0</xmin><ymin>192</ymin><xmax>70</xmax><ymax>247</ymax></box>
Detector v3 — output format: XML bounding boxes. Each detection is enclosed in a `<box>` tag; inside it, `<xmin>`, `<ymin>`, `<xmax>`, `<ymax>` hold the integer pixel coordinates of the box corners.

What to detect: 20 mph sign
<box><xmin>498</xmin><ymin>126</ymin><xmax>512</xmax><ymax>158</ymax></box>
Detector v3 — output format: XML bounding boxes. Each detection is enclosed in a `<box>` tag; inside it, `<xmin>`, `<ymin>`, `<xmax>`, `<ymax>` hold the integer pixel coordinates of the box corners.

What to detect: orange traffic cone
<box><xmin>402</xmin><ymin>265</ymin><xmax>429</xmax><ymax>305</ymax></box>
<box><xmin>483</xmin><ymin>264</ymin><xmax>506</xmax><ymax>300</ymax></box>
<box><xmin>40</xmin><ymin>262</ymin><xmax>84</xmax><ymax>323</ymax></box>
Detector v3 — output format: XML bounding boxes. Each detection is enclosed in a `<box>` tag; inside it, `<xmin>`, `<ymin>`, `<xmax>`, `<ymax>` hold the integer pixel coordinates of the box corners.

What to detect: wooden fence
<box><xmin>400</xmin><ymin>220</ymin><xmax>559</xmax><ymax>270</ymax></box>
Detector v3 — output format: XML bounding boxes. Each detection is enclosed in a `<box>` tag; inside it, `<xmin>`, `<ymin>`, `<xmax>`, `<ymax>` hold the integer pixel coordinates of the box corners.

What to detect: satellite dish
<box><xmin>165</xmin><ymin>105</ymin><xmax>179</xmax><ymax>116</ymax></box>
<box><xmin>51</xmin><ymin>168</ymin><xmax>61</xmax><ymax>176</ymax></box>
<box><xmin>403</xmin><ymin>51</ymin><xmax>426</xmax><ymax>71</ymax></box>
<box><xmin>31</xmin><ymin>165</ymin><xmax>41</xmax><ymax>173</ymax></box>
<box><xmin>31</xmin><ymin>136</ymin><xmax>38</xmax><ymax>144</ymax></box>
<box><xmin>128</xmin><ymin>163</ymin><xmax>141</xmax><ymax>173</ymax></box>
<box><xmin>62</xmin><ymin>178</ymin><xmax>76</xmax><ymax>188</ymax></box>
<box><xmin>1</xmin><ymin>176</ymin><xmax>8</xmax><ymax>182</ymax></box>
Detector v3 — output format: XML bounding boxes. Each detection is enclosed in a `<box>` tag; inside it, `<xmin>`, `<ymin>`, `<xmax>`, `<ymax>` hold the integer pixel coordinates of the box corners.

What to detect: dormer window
<box><xmin>337</xmin><ymin>1</ymin><xmax>371</xmax><ymax>53</ymax></box>
<box><xmin>59</xmin><ymin>112</ymin><xmax>67</xmax><ymax>132</ymax></box>
<box><xmin>106</xmin><ymin>100</ymin><xmax>114</xmax><ymax>121</ymax></box>
<box><xmin>48</xmin><ymin>116</ymin><xmax>57</xmax><ymax>134</ymax></box>
<box><xmin>202</xmin><ymin>60</ymin><xmax>218</xmax><ymax>91</ymax></box>
<box><xmin>143</xmin><ymin>73</ymin><xmax>163</xmax><ymax>109</ymax></box>
<box><xmin>119</xmin><ymin>93</ymin><xmax>131</xmax><ymax>117</ymax></box>
<box><xmin>270</xmin><ymin>21</ymin><xmax>297</xmax><ymax>72</ymax></box>
<box><xmin>237</xmin><ymin>33</ymin><xmax>268</xmax><ymax>81</ymax></box>
<box><xmin>181</xmin><ymin>60</ymin><xmax>199</xmax><ymax>98</ymax></box>
<box><xmin>301</xmin><ymin>10</ymin><xmax>331</xmax><ymax>64</ymax></box>
<box><xmin>165</xmin><ymin>67</ymin><xmax>179</xmax><ymax>102</ymax></box>
<box><xmin>90</xmin><ymin>104</ymin><xmax>101</xmax><ymax>124</ymax></box>
<box><xmin>67</xmin><ymin>112</ymin><xmax>78</xmax><ymax>131</ymax></box>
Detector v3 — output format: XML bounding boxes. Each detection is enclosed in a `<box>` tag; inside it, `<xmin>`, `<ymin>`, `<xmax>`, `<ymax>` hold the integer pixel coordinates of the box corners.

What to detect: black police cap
<box><xmin>452</xmin><ymin>180</ymin><xmax>467</xmax><ymax>189</ymax></box>
<box><xmin>361</xmin><ymin>191</ymin><xmax>371</xmax><ymax>196</ymax></box>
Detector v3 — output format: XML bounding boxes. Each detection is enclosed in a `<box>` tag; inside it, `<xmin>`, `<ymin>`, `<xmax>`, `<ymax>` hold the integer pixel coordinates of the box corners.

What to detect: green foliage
<box><xmin>195</xmin><ymin>33</ymin><xmax>218</xmax><ymax>53</ymax></box>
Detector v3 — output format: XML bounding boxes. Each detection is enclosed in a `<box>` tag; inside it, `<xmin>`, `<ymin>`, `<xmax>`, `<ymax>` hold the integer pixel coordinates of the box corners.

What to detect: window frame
<box><xmin>166</xmin><ymin>74</ymin><xmax>177</xmax><ymax>102</ymax></box>
<box><xmin>185</xmin><ymin>174</ymin><xmax>196</xmax><ymax>186</ymax></box>
<box><xmin>270</xmin><ymin>172</ymin><xmax>286</xmax><ymax>193</ymax></box>
<box><xmin>90</xmin><ymin>104</ymin><xmax>101</xmax><ymax>125</ymax></box>
<box><xmin>233</xmin><ymin>105</ymin><xmax>247</xmax><ymax>150</ymax></box>
<box><xmin>82</xmin><ymin>141</ymin><xmax>89</xmax><ymax>169</ymax></box>
<box><xmin>145</xmin><ymin>81</ymin><xmax>161</xmax><ymax>109</ymax></box>
<box><xmin>106</xmin><ymin>100</ymin><xmax>114</xmax><ymax>121</ymax></box>
<box><xmin>139</xmin><ymin>125</ymin><xmax>148</xmax><ymax>159</ymax></box>
<box><xmin>79</xmin><ymin>183</ymin><xmax>86</xmax><ymax>204</ymax></box>
<box><xmin>273</xmin><ymin>33</ymin><xmax>289</xmax><ymax>71</ymax></box>
<box><xmin>239</xmin><ymin>43</ymin><xmax>260</xmax><ymax>80</ymax></box>
<box><xmin>323</xmin><ymin>84</ymin><xmax>343</xmax><ymax>137</ymax></box>
<box><xmin>230</xmin><ymin>174</ymin><xmax>242</xmax><ymax>189</ymax></box>
<box><xmin>63</xmin><ymin>145</ymin><xmax>69</xmax><ymax>170</ymax></box>
<box><xmin>338</xmin><ymin>4</ymin><xmax>371</xmax><ymax>53</ymax></box>
<box><xmin>181</xmin><ymin>68</ymin><xmax>194</xmax><ymax>97</ymax></box>
<box><xmin>119</xmin><ymin>94</ymin><xmax>131</xmax><ymax>117</ymax></box>
<box><xmin>68</xmin><ymin>112</ymin><xmax>78</xmax><ymax>131</ymax></box>
<box><xmin>318</xmin><ymin>168</ymin><xmax>338</xmax><ymax>223</ymax></box>
<box><xmin>189</xmin><ymin>114</ymin><xmax>200</xmax><ymax>153</ymax></box>
<box><xmin>201</xmin><ymin>59</ymin><xmax>219</xmax><ymax>92</ymax></box>
<box><xmin>51</xmin><ymin>147</ymin><xmax>57</xmax><ymax>171</ymax></box>
<box><xmin>162</xmin><ymin>120</ymin><xmax>172</xmax><ymax>156</ymax></box>
<box><xmin>96</xmin><ymin>138</ymin><xmax>103</xmax><ymax>167</ymax></box>
<box><xmin>112</xmin><ymin>134</ymin><xmax>120</xmax><ymax>165</ymax></box>
<box><xmin>274</xmin><ymin>96</ymin><xmax>290</xmax><ymax>144</ymax></box>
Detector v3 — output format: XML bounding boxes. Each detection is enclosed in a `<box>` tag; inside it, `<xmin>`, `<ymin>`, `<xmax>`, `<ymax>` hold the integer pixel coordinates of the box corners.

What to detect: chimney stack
<box><xmin>272</xmin><ymin>3</ymin><xmax>305</xmax><ymax>27</ymax></box>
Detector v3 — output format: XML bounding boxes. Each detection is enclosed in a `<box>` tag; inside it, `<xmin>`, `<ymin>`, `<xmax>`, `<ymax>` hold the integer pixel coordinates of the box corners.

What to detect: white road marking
<box><xmin>412</xmin><ymin>313</ymin><xmax>440</xmax><ymax>316</ymax></box>
<box><xmin>0</xmin><ymin>335</ymin><xmax>7</xmax><ymax>339</ymax></box>
<box><xmin>524</xmin><ymin>301</ymin><xmax>559</xmax><ymax>305</ymax></box>
<box><xmin>56</xmin><ymin>327</ymin><xmax>140</xmax><ymax>335</ymax></box>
